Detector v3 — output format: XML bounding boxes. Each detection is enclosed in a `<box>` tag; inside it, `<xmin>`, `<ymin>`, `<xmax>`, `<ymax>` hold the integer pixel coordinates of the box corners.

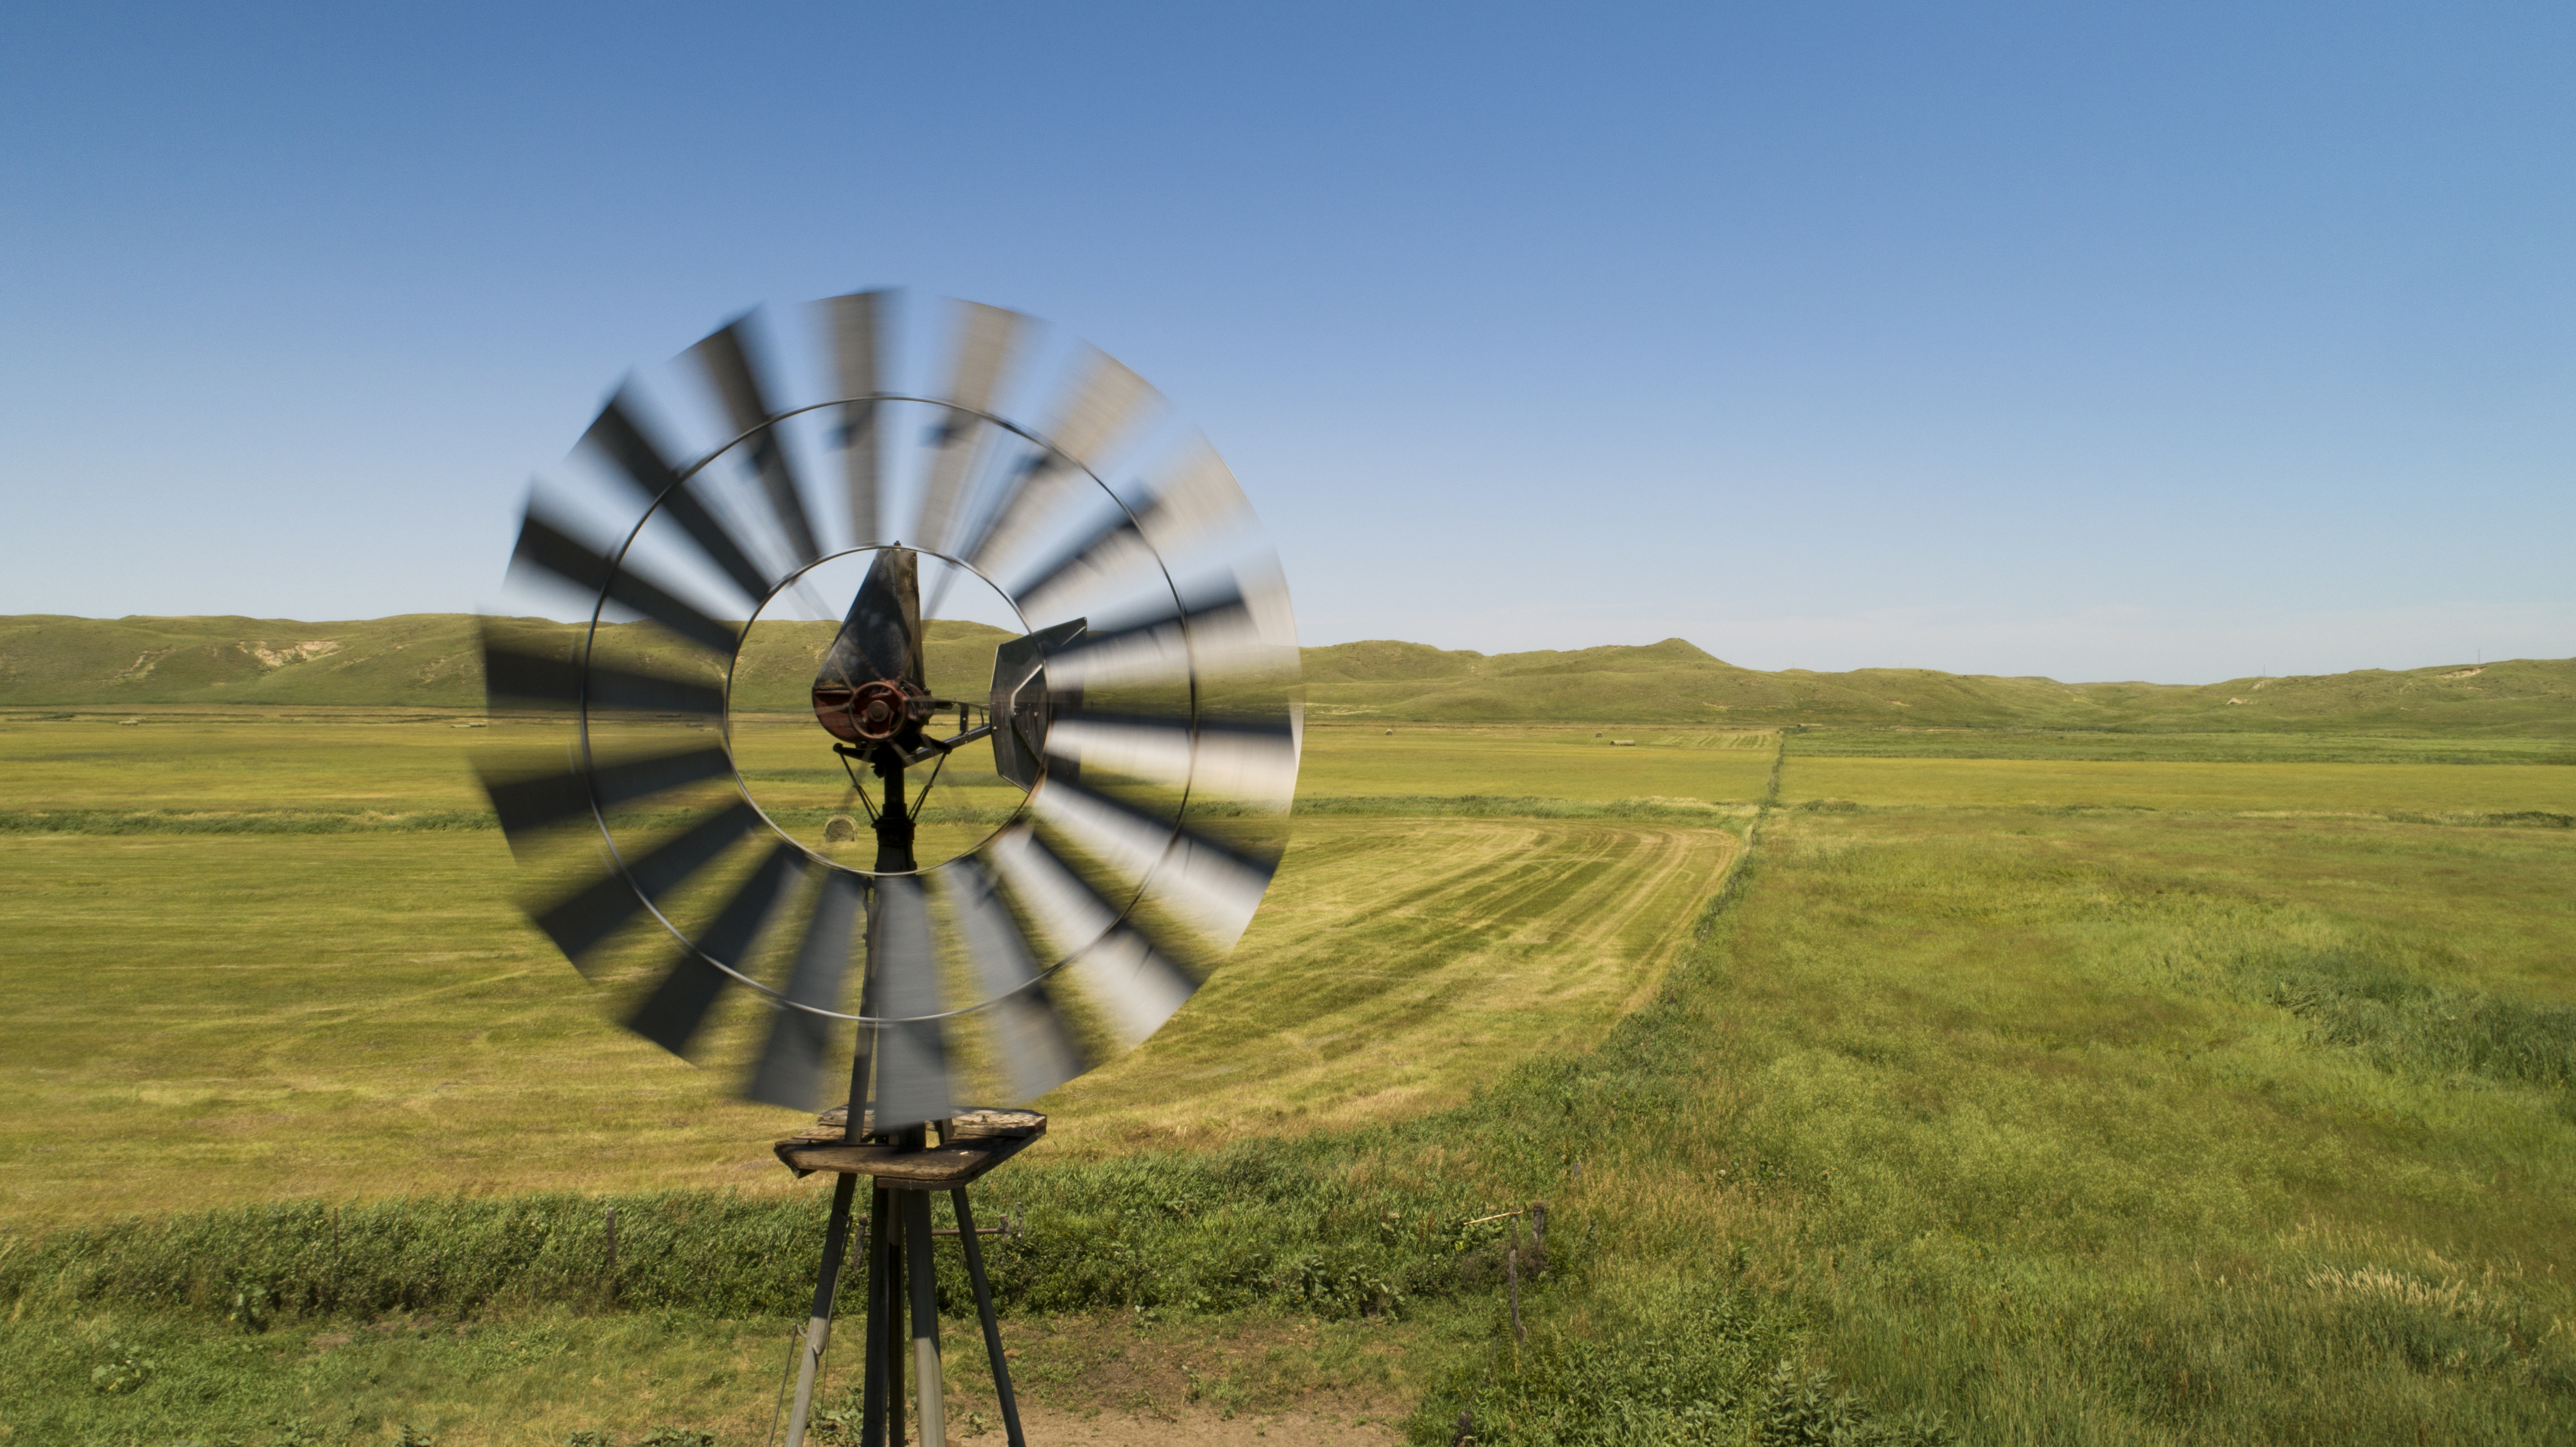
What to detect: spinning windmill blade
<box><xmin>913</xmin><ymin>300</ymin><xmax>1032</xmax><ymax>559</ymax></box>
<box><xmin>822</xmin><ymin>290</ymin><xmax>894</xmax><ymax>548</ymax></box>
<box><xmin>480</xmin><ymin>291</ymin><xmax>1301</xmax><ymax>1132</ymax></box>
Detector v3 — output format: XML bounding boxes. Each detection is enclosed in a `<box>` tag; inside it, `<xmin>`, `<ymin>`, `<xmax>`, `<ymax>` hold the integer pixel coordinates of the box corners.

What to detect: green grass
<box><xmin>1598</xmin><ymin>807</ymin><xmax>2576</xmax><ymax>1443</ymax></box>
<box><xmin>0</xmin><ymin>1300</ymin><xmax>1435</xmax><ymax>1444</ymax></box>
<box><xmin>1780</xmin><ymin>756</ymin><xmax>2576</xmax><ymax>816</ymax></box>
<box><xmin>1788</xmin><ymin>728</ymin><xmax>2576</xmax><ymax>765</ymax></box>
<box><xmin>4</xmin><ymin>709</ymin><xmax>2575</xmax><ymax>1443</ymax></box>
<box><xmin>0</xmin><ymin>713</ymin><xmax>494</xmax><ymax>813</ymax></box>
<box><xmin>1042</xmin><ymin>815</ymin><xmax>1738</xmax><ymax>1155</ymax></box>
<box><xmin>9</xmin><ymin>611</ymin><xmax>2571</xmax><ymax>734</ymax></box>
<box><xmin>0</xmin><ymin>829</ymin><xmax>799</xmax><ymax>1225</ymax></box>
<box><xmin>1297</xmin><ymin>724</ymin><xmax>1779</xmax><ymax>803</ymax></box>
<box><xmin>0</xmin><ymin>719</ymin><xmax>1744</xmax><ymax>1226</ymax></box>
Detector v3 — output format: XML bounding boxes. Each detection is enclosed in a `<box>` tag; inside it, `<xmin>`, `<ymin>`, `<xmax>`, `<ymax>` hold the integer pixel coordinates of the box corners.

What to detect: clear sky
<box><xmin>3</xmin><ymin>3</ymin><xmax>2568</xmax><ymax>683</ymax></box>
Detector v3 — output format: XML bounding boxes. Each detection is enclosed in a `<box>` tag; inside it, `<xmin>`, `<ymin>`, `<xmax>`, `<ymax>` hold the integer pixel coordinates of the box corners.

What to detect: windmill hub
<box><xmin>817</xmin><ymin>677</ymin><xmax>921</xmax><ymax>743</ymax></box>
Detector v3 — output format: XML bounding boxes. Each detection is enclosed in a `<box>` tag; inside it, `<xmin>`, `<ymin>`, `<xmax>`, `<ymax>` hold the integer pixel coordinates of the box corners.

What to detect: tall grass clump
<box><xmin>2248</xmin><ymin>944</ymin><xmax>2576</xmax><ymax>1104</ymax></box>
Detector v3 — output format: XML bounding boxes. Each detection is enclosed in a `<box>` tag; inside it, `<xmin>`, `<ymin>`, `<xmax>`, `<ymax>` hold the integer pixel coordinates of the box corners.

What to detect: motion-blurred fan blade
<box><xmin>628</xmin><ymin>842</ymin><xmax>802</xmax><ymax>1058</ymax></box>
<box><xmin>1042</xmin><ymin>582</ymin><xmax>1229</xmax><ymax>667</ymax></box>
<box><xmin>942</xmin><ymin>858</ymin><xmax>1085</xmax><ymax>1103</ymax></box>
<box><xmin>814</xmin><ymin>547</ymin><xmax>924</xmax><ymax>691</ymax></box>
<box><xmin>823</xmin><ymin>291</ymin><xmax>893</xmax><ymax>548</ymax></box>
<box><xmin>510</xmin><ymin>512</ymin><xmax>740</xmax><ymax>655</ymax></box>
<box><xmin>532</xmin><ymin>800</ymin><xmax>761</xmax><ymax>968</ymax></box>
<box><xmin>477</xmin><ymin>746</ymin><xmax>732</xmax><ymax>843</ymax></box>
<box><xmin>1043</xmin><ymin>709</ymin><xmax>1298</xmax><ymax>801</ymax></box>
<box><xmin>692</xmin><ymin>317</ymin><xmax>822</xmax><ymax>569</ymax></box>
<box><xmin>479</xmin><ymin>633</ymin><xmax>724</xmax><ymax>719</ymax></box>
<box><xmin>582</xmin><ymin>395</ymin><xmax>775</xmax><ymax>603</ymax></box>
<box><xmin>1037</xmin><ymin>579</ymin><xmax>1249</xmax><ymax>692</ymax></box>
<box><xmin>1010</xmin><ymin>441</ymin><xmax>1253</xmax><ymax>612</ymax></box>
<box><xmin>1044</xmin><ymin>348</ymin><xmax>1160</xmax><ymax>473</ymax></box>
<box><xmin>988</xmin><ymin>619</ymin><xmax>1086</xmax><ymax>792</ymax></box>
<box><xmin>746</xmin><ymin>869</ymin><xmax>866</xmax><ymax>1110</ymax></box>
<box><xmin>983</xmin><ymin>825</ymin><xmax>1198</xmax><ymax>1049</ymax></box>
<box><xmin>1043</xmin><ymin>557</ymin><xmax>1296</xmax><ymax>693</ymax></box>
<box><xmin>868</xmin><ymin>874</ymin><xmax>952</xmax><ymax>1128</ymax></box>
<box><xmin>1006</xmin><ymin>514</ymin><xmax>1144</xmax><ymax>617</ymax></box>
<box><xmin>960</xmin><ymin>348</ymin><xmax>1160</xmax><ymax>574</ymax></box>
<box><xmin>478</xmin><ymin>752</ymin><xmax>725</xmax><ymax>851</ymax></box>
<box><xmin>1031</xmin><ymin>777</ymin><xmax>1277</xmax><ymax>948</ymax></box>
<box><xmin>913</xmin><ymin>301</ymin><xmax>1030</xmax><ymax>555</ymax></box>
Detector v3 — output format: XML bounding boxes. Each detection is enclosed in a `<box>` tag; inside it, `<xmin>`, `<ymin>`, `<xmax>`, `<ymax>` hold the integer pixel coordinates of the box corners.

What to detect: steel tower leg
<box><xmin>901</xmin><ymin>1190</ymin><xmax>946</xmax><ymax>1445</ymax></box>
<box><xmin>782</xmin><ymin>1172</ymin><xmax>861</xmax><ymax>1447</ymax></box>
<box><xmin>953</xmin><ymin>1188</ymin><xmax>1027</xmax><ymax>1447</ymax></box>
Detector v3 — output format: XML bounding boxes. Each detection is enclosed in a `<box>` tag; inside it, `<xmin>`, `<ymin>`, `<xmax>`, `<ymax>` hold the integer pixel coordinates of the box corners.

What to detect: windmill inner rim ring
<box><xmin>723</xmin><ymin>541</ymin><xmax>1038</xmax><ymax>878</ymax></box>
<box><xmin>562</xmin><ymin>393</ymin><xmax>1211</xmax><ymax>1025</ymax></box>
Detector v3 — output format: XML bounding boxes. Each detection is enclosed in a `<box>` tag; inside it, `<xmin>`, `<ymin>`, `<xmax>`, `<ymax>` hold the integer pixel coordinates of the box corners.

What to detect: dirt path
<box><xmin>1011</xmin><ymin>1405</ymin><xmax>1403</xmax><ymax>1445</ymax></box>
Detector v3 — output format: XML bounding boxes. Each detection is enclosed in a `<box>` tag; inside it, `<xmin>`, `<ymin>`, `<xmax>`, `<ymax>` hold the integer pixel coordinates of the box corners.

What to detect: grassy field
<box><xmin>1295</xmin><ymin>723</ymin><xmax>1779</xmax><ymax>803</ymax></box>
<box><xmin>1628</xmin><ymin>806</ymin><xmax>2576</xmax><ymax>1438</ymax></box>
<box><xmin>1781</xmin><ymin>756</ymin><xmax>2576</xmax><ymax>815</ymax></box>
<box><xmin>1044</xmin><ymin>813</ymin><xmax>1738</xmax><ymax>1155</ymax></box>
<box><xmin>3</xmin><ymin>704</ymin><xmax>2573</xmax><ymax>1444</ymax></box>
<box><xmin>1789</xmin><ymin>728</ymin><xmax>2576</xmax><ymax>765</ymax></box>
<box><xmin>0</xmin><ymin>716</ymin><xmax>1749</xmax><ymax>1224</ymax></box>
<box><xmin>0</xmin><ymin>710</ymin><xmax>492</xmax><ymax>815</ymax></box>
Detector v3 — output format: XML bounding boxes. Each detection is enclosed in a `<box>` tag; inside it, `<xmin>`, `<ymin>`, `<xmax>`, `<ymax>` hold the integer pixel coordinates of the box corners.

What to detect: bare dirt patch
<box><xmin>247</xmin><ymin>640</ymin><xmax>343</xmax><ymax>669</ymax></box>
<box><xmin>1010</xmin><ymin>1405</ymin><xmax>1400</xmax><ymax>1445</ymax></box>
<box><xmin>916</xmin><ymin>1312</ymin><xmax>1420</xmax><ymax>1441</ymax></box>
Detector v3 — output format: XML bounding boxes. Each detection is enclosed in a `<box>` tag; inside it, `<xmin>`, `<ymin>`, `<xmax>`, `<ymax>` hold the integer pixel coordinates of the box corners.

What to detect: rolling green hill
<box><xmin>1304</xmin><ymin>636</ymin><xmax>2576</xmax><ymax>735</ymax></box>
<box><xmin>0</xmin><ymin>613</ymin><xmax>1013</xmax><ymax>714</ymax></box>
<box><xmin>1</xmin><ymin>613</ymin><xmax>2568</xmax><ymax>736</ymax></box>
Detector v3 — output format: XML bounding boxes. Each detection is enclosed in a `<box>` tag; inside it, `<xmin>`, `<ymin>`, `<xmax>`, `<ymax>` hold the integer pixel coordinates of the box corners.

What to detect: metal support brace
<box><xmin>862</xmin><ymin>1181</ymin><xmax>894</xmax><ymax>1447</ymax></box>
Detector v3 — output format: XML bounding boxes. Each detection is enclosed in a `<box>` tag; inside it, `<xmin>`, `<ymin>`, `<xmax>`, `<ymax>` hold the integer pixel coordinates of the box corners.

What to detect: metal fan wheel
<box><xmin>480</xmin><ymin>291</ymin><xmax>1300</xmax><ymax>1129</ymax></box>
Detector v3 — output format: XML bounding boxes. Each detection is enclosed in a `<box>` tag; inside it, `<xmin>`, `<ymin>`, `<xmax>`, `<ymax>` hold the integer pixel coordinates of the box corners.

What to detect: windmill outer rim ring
<box><xmin>564</xmin><ymin>391</ymin><xmax>1213</xmax><ymax>1027</ymax></box>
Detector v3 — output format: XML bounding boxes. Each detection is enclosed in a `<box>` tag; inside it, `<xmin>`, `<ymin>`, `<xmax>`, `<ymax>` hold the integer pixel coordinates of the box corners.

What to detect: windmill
<box><xmin>477</xmin><ymin>292</ymin><xmax>1301</xmax><ymax>1444</ymax></box>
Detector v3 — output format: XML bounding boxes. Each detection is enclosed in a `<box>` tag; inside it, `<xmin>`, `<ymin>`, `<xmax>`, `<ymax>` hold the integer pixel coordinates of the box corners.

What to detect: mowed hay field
<box><xmin>0</xmin><ymin>715</ymin><xmax>1745</xmax><ymax>1224</ymax></box>
<box><xmin>2</xmin><ymin>708</ymin><xmax>2573</xmax><ymax>1444</ymax></box>
<box><xmin>1046</xmin><ymin>813</ymin><xmax>1736</xmax><ymax>1155</ymax></box>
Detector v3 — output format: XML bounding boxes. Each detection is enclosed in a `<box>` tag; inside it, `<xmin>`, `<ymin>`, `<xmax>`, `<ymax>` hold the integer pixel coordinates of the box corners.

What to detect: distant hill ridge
<box><xmin>0</xmin><ymin>613</ymin><xmax>2567</xmax><ymax>735</ymax></box>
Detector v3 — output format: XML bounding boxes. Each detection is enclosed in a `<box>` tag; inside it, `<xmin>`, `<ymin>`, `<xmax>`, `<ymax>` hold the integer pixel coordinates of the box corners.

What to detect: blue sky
<box><xmin>2</xmin><ymin>2</ymin><xmax>2568</xmax><ymax>682</ymax></box>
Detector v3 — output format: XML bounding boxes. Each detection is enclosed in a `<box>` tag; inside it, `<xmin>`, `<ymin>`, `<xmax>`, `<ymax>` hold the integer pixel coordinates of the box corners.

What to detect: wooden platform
<box><xmin>774</xmin><ymin>1107</ymin><xmax>1047</xmax><ymax>1188</ymax></box>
